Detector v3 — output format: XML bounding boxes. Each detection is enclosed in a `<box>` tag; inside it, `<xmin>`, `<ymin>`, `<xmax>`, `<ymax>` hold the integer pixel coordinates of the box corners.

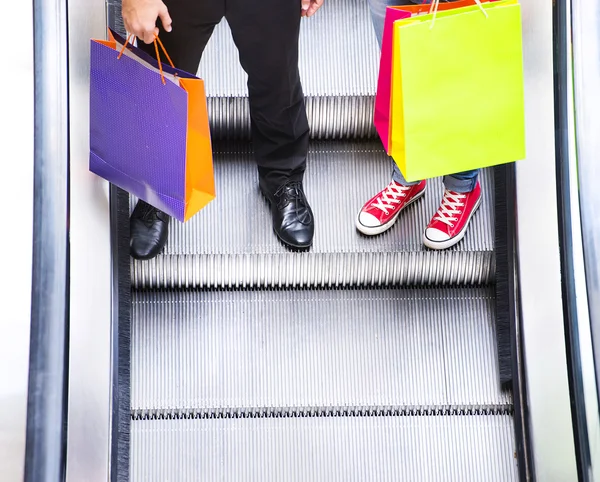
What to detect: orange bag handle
<box><xmin>117</xmin><ymin>34</ymin><xmax>175</xmax><ymax>85</ymax></box>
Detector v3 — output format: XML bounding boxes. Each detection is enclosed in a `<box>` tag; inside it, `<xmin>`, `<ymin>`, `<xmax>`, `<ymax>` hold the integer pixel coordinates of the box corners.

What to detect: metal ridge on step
<box><xmin>132</xmin><ymin>404</ymin><xmax>514</xmax><ymax>421</ymax></box>
<box><xmin>131</xmin><ymin>287</ymin><xmax>511</xmax><ymax>411</ymax></box>
<box><xmin>207</xmin><ymin>96</ymin><xmax>377</xmax><ymax>141</ymax></box>
<box><xmin>131</xmin><ymin>142</ymin><xmax>495</xmax><ymax>288</ymax></box>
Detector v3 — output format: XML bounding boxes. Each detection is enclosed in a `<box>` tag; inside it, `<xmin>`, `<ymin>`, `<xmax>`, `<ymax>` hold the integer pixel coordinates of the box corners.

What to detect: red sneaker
<box><xmin>423</xmin><ymin>182</ymin><xmax>482</xmax><ymax>250</ymax></box>
<box><xmin>356</xmin><ymin>180</ymin><xmax>427</xmax><ymax>235</ymax></box>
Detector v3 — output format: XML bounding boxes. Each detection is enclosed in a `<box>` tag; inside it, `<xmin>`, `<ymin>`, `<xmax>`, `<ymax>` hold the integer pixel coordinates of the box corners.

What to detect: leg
<box><xmin>423</xmin><ymin>169</ymin><xmax>482</xmax><ymax>250</ymax></box>
<box><xmin>443</xmin><ymin>169</ymin><xmax>479</xmax><ymax>194</ymax></box>
<box><xmin>225</xmin><ymin>0</ymin><xmax>314</xmax><ymax>249</ymax></box>
<box><xmin>356</xmin><ymin>0</ymin><xmax>427</xmax><ymax>236</ymax></box>
<box><xmin>130</xmin><ymin>0</ymin><xmax>224</xmax><ymax>261</ymax></box>
<box><xmin>226</xmin><ymin>0</ymin><xmax>309</xmax><ymax>190</ymax></box>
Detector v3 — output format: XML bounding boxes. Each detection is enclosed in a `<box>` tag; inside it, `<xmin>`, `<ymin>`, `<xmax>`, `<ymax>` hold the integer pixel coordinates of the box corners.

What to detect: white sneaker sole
<box><xmin>423</xmin><ymin>195</ymin><xmax>482</xmax><ymax>251</ymax></box>
<box><xmin>355</xmin><ymin>186</ymin><xmax>427</xmax><ymax>236</ymax></box>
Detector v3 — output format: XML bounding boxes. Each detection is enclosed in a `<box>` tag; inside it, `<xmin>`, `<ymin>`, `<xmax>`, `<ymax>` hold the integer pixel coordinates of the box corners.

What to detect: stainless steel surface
<box><xmin>65</xmin><ymin>0</ymin><xmax>113</xmax><ymax>480</ymax></box>
<box><xmin>572</xmin><ymin>0</ymin><xmax>600</xmax><ymax>330</ymax></box>
<box><xmin>0</xmin><ymin>2</ymin><xmax>34</xmax><ymax>480</ymax></box>
<box><xmin>132</xmin><ymin>287</ymin><xmax>510</xmax><ymax>413</ymax></box>
<box><xmin>207</xmin><ymin>96</ymin><xmax>377</xmax><ymax>141</ymax></box>
<box><xmin>570</xmin><ymin>0</ymin><xmax>600</xmax><ymax>477</ymax></box>
<box><xmin>200</xmin><ymin>0</ymin><xmax>379</xmax><ymax>139</ymax></box>
<box><xmin>515</xmin><ymin>0</ymin><xmax>578</xmax><ymax>478</ymax></box>
<box><xmin>25</xmin><ymin>0</ymin><xmax>70</xmax><ymax>477</ymax></box>
<box><xmin>132</xmin><ymin>143</ymin><xmax>495</xmax><ymax>289</ymax></box>
<box><xmin>131</xmin><ymin>415</ymin><xmax>518</xmax><ymax>482</ymax></box>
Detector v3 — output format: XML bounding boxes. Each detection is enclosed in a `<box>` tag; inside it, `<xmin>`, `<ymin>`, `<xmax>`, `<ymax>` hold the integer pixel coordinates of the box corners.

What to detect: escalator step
<box><xmin>131</xmin><ymin>143</ymin><xmax>495</xmax><ymax>289</ymax></box>
<box><xmin>131</xmin><ymin>287</ymin><xmax>510</xmax><ymax>415</ymax></box>
<box><xmin>131</xmin><ymin>415</ymin><xmax>518</xmax><ymax>482</ymax></box>
<box><xmin>199</xmin><ymin>0</ymin><xmax>379</xmax><ymax>140</ymax></box>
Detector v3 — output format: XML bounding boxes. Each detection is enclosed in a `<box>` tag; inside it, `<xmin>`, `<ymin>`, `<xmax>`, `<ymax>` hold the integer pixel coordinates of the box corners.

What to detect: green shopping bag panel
<box><xmin>389</xmin><ymin>1</ymin><xmax>525</xmax><ymax>182</ymax></box>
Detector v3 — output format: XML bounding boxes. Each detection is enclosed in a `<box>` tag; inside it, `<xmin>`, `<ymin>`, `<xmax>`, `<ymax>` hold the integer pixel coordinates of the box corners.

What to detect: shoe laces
<box><xmin>275</xmin><ymin>181</ymin><xmax>305</xmax><ymax>207</ymax></box>
<box><xmin>372</xmin><ymin>182</ymin><xmax>412</xmax><ymax>215</ymax></box>
<box><xmin>136</xmin><ymin>201</ymin><xmax>159</xmax><ymax>225</ymax></box>
<box><xmin>433</xmin><ymin>190</ymin><xmax>465</xmax><ymax>227</ymax></box>
<box><xmin>274</xmin><ymin>180</ymin><xmax>312</xmax><ymax>224</ymax></box>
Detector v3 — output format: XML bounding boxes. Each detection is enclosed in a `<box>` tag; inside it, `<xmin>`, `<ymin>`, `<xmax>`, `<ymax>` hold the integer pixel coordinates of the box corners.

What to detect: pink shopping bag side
<box><xmin>374</xmin><ymin>7</ymin><xmax>411</xmax><ymax>153</ymax></box>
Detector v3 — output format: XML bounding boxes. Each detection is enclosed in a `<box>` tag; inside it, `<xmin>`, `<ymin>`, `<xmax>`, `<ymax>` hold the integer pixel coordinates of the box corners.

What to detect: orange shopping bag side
<box><xmin>180</xmin><ymin>77</ymin><xmax>215</xmax><ymax>222</ymax></box>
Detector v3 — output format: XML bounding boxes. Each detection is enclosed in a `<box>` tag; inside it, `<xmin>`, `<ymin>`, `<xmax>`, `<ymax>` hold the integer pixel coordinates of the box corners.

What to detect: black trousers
<box><xmin>138</xmin><ymin>0</ymin><xmax>310</xmax><ymax>191</ymax></box>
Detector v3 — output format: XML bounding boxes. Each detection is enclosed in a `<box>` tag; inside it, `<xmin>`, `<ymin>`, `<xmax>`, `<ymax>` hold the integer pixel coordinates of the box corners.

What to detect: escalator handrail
<box><xmin>568</xmin><ymin>0</ymin><xmax>600</xmax><ymax>477</ymax></box>
<box><xmin>24</xmin><ymin>0</ymin><xmax>70</xmax><ymax>480</ymax></box>
<box><xmin>571</xmin><ymin>0</ymin><xmax>600</xmax><ymax>395</ymax></box>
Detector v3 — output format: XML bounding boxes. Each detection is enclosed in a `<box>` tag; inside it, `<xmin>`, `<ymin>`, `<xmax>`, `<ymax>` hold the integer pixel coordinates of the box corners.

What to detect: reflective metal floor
<box><xmin>129</xmin><ymin>0</ymin><xmax>517</xmax><ymax>480</ymax></box>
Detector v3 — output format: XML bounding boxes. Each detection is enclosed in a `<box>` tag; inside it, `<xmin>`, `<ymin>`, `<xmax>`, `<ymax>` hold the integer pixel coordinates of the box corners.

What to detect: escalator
<box><xmin>125</xmin><ymin>1</ymin><xmax>518</xmax><ymax>479</ymax></box>
<box><xmin>17</xmin><ymin>0</ymin><xmax>597</xmax><ymax>480</ymax></box>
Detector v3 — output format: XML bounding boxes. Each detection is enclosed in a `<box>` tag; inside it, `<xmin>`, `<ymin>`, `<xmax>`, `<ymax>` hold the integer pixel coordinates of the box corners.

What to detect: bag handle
<box><xmin>428</xmin><ymin>0</ymin><xmax>488</xmax><ymax>28</ymax></box>
<box><xmin>117</xmin><ymin>34</ymin><xmax>175</xmax><ymax>85</ymax></box>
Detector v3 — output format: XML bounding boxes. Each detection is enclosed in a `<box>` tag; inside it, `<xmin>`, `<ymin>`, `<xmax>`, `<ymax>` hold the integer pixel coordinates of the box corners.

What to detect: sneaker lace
<box><xmin>372</xmin><ymin>182</ymin><xmax>412</xmax><ymax>215</ymax></box>
<box><xmin>433</xmin><ymin>190</ymin><xmax>466</xmax><ymax>227</ymax></box>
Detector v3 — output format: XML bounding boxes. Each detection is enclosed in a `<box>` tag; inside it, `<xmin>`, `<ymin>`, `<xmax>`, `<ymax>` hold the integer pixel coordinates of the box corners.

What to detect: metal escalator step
<box><xmin>131</xmin><ymin>143</ymin><xmax>495</xmax><ymax>289</ymax></box>
<box><xmin>199</xmin><ymin>0</ymin><xmax>379</xmax><ymax>139</ymax></box>
<box><xmin>131</xmin><ymin>287</ymin><xmax>510</xmax><ymax>414</ymax></box>
<box><xmin>131</xmin><ymin>415</ymin><xmax>518</xmax><ymax>482</ymax></box>
<box><xmin>206</xmin><ymin>95</ymin><xmax>376</xmax><ymax>141</ymax></box>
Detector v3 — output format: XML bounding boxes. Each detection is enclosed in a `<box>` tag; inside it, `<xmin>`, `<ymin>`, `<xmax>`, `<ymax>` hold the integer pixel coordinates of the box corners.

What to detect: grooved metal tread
<box><xmin>131</xmin><ymin>415</ymin><xmax>518</xmax><ymax>482</ymax></box>
<box><xmin>206</xmin><ymin>95</ymin><xmax>377</xmax><ymax>141</ymax></box>
<box><xmin>131</xmin><ymin>287</ymin><xmax>510</xmax><ymax>414</ymax></box>
<box><xmin>199</xmin><ymin>0</ymin><xmax>379</xmax><ymax>139</ymax></box>
<box><xmin>131</xmin><ymin>143</ymin><xmax>495</xmax><ymax>289</ymax></box>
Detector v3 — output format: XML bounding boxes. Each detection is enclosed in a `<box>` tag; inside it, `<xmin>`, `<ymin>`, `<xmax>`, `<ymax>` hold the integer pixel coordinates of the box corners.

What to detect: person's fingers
<box><xmin>306</xmin><ymin>0</ymin><xmax>324</xmax><ymax>17</ymax></box>
<box><xmin>158</xmin><ymin>3</ymin><xmax>172</xmax><ymax>32</ymax></box>
<box><xmin>142</xmin><ymin>30</ymin><xmax>155</xmax><ymax>44</ymax></box>
<box><xmin>122</xmin><ymin>18</ymin><xmax>132</xmax><ymax>35</ymax></box>
<box><xmin>301</xmin><ymin>0</ymin><xmax>310</xmax><ymax>16</ymax></box>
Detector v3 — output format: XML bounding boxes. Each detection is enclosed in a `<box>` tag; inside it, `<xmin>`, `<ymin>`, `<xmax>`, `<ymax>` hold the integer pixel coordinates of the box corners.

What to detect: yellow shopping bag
<box><xmin>389</xmin><ymin>0</ymin><xmax>525</xmax><ymax>181</ymax></box>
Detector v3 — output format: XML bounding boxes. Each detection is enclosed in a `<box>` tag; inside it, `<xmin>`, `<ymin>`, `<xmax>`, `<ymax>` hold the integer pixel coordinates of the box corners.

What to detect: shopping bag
<box><xmin>89</xmin><ymin>29</ymin><xmax>215</xmax><ymax>222</ymax></box>
<box><xmin>374</xmin><ymin>0</ymin><xmax>494</xmax><ymax>153</ymax></box>
<box><xmin>388</xmin><ymin>0</ymin><xmax>525</xmax><ymax>181</ymax></box>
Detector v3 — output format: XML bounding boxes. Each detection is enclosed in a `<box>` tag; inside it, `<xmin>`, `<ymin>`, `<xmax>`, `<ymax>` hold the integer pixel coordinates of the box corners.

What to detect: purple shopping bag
<box><xmin>89</xmin><ymin>29</ymin><xmax>215</xmax><ymax>222</ymax></box>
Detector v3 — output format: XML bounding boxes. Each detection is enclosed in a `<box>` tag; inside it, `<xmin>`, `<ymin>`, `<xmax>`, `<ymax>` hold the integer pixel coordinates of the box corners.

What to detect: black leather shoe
<box><xmin>130</xmin><ymin>200</ymin><xmax>170</xmax><ymax>260</ymax></box>
<box><xmin>262</xmin><ymin>180</ymin><xmax>314</xmax><ymax>249</ymax></box>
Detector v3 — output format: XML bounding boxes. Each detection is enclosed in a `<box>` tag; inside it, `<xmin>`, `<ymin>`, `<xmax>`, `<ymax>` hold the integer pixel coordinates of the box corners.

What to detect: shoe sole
<box><xmin>259</xmin><ymin>188</ymin><xmax>313</xmax><ymax>251</ymax></box>
<box><xmin>273</xmin><ymin>230</ymin><xmax>313</xmax><ymax>251</ymax></box>
<box><xmin>355</xmin><ymin>185</ymin><xmax>427</xmax><ymax>236</ymax></box>
<box><xmin>422</xmin><ymin>194</ymin><xmax>482</xmax><ymax>251</ymax></box>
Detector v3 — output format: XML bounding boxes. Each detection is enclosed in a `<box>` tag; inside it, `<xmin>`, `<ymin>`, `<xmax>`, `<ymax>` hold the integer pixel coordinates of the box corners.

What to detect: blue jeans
<box><xmin>368</xmin><ymin>0</ymin><xmax>479</xmax><ymax>193</ymax></box>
